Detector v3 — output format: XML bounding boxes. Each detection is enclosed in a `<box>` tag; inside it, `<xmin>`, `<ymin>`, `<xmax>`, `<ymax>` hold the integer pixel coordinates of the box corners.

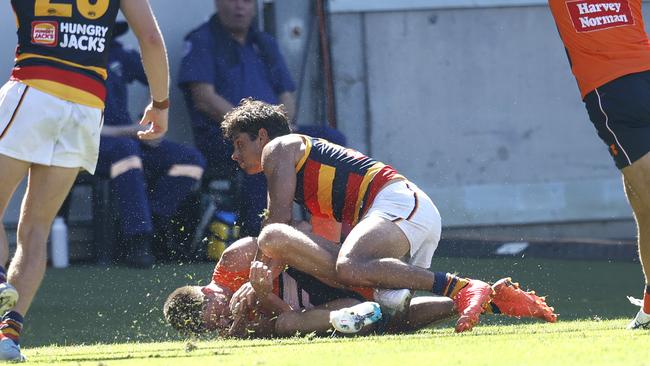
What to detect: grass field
<box><xmin>16</xmin><ymin>256</ymin><xmax>650</xmax><ymax>364</ymax></box>
<box><xmin>22</xmin><ymin>320</ymin><xmax>649</xmax><ymax>365</ymax></box>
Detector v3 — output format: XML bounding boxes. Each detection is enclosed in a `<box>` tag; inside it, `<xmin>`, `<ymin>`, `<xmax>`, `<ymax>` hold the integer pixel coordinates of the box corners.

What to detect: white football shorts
<box><xmin>0</xmin><ymin>80</ymin><xmax>102</xmax><ymax>173</ymax></box>
<box><xmin>362</xmin><ymin>180</ymin><xmax>441</xmax><ymax>268</ymax></box>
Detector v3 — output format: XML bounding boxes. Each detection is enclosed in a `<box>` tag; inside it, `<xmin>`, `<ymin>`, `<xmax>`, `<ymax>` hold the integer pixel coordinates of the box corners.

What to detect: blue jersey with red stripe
<box><xmin>10</xmin><ymin>0</ymin><xmax>121</xmax><ymax>108</ymax></box>
<box><xmin>294</xmin><ymin>135</ymin><xmax>404</xmax><ymax>229</ymax></box>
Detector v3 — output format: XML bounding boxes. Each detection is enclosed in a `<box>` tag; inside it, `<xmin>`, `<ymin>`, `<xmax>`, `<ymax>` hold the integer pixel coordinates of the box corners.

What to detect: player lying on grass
<box><xmin>164</xmin><ymin>235</ymin><xmax>557</xmax><ymax>338</ymax></box>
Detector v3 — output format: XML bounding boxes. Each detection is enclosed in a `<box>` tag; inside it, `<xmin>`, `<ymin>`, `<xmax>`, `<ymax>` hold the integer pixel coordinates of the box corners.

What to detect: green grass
<box><xmin>15</xmin><ymin>256</ymin><xmax>649</xmax><ymax>364</ymax></box>
<box><xmin>22</xmin><ymin>320</ymin><xmax>650</xmax><ymax>365</ymax></box>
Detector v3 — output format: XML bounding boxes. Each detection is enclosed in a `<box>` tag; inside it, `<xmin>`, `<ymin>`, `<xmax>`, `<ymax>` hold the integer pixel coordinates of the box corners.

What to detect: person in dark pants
<box><xmin>97</xmin><ymin>23</ymin><xmax>205</xmax><ymax>268</ymax></box>
<box><xmin>549</xmin><ymin>0</ymin><xmax>650</xmax><ymax>329</ymax></box>
<box><xmin>178</xmin><ymin>0</ymin><xmax>343</xmax><ymax>237</ymax></box>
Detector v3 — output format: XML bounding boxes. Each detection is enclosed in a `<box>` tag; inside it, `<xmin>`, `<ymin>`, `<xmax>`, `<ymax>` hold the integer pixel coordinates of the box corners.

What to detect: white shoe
<box><xmin>627</xmin><ymin>309</ymin><xmax>650</xmax><ymax>330</ymax></box>
<box><xmin>0</xmin><ymin>284</ymin><xmax>18</xmax><ymax>316</ymax></box>
<box><xmin>329</xmin><ymin>301</ymin><xmax>382</xmax><ymax>334</ymax></box>
<box><xmin>0</xmin><ymin>338</ymin><xmax>25</xmax><ymax>362</ymax></box>
<box><xmin>373</xmin><ymin>289</ymin><xmax>412</xmax><ymax>316</ymax></box>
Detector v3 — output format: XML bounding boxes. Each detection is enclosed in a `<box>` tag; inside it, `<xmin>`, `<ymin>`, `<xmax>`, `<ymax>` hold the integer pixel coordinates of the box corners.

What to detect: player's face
<box><xmin>216</xmin><ymin>0</ymin><xmax>256</xmax><ymax>34</ymax></box>
<box><xmin>231</xmin><ymin>132</ymin><xmax>264</xmax><ymax>174</ymax></box>
<box><xmin>202</xmin><ymin>291</ymin><xmax>232</xmax><ymax>333</ymax></box>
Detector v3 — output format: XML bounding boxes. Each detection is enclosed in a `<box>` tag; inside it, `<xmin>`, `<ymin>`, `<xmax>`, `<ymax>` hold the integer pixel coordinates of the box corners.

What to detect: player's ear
<box><xmin>258</xmin><ymin>128</ymin><xmax>269</xmax><ymax>142</ymax></box>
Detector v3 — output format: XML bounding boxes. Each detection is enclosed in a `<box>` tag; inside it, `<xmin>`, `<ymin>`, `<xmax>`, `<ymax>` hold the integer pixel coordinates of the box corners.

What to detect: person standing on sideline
<box><xmin>549</xmin><ymin>0</ymin><xmax>650</xmax><ymax>328</ymax></box>
<box><xmin>178</xmin><ymin>0</ymin><xmax>296</xmax><ymax>237</ymax></box>
<box><xmin>99</xmin><ymin>23</ymin><xmax>205</xmax><ymax>268</ymax></box>
<box><xmin>0</xmin><ymin>0</ymin><xmax>169</xmax><ymax>360</ymax></box>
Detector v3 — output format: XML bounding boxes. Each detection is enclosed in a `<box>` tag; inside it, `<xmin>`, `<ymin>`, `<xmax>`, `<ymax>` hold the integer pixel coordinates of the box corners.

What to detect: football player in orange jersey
<box><xmin>549</xmin><ymin>0</ymin><xmax>650</xmax><ymax>328</ymax></box>
<box><xmin>0</xmin><ymin>0</ymin><xmax>169</xmax><ymax>359</ymax></box>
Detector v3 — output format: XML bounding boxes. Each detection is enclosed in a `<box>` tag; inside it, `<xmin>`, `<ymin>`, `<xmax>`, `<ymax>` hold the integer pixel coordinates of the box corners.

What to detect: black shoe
<box><xmin>123</xmin><ymin>233</ymin><xmax>156</xmax><ymax>269</ymax></box>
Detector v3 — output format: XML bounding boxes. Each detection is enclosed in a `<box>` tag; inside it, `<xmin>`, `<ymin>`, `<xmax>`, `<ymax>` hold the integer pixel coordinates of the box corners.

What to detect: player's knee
<box><xmin>258</xmin><ymin>223</ymin><xmax>293</xmax><ymax>255</ymax></box>
<box><xmin>16</xmin><ymin>221</ymin><xmax>51</xmax><ymax>253</ymax></box>
<box><xmin>335</xmin><ymin>257</ymin><xmax>360</xmax><ymax>285</ymax></box>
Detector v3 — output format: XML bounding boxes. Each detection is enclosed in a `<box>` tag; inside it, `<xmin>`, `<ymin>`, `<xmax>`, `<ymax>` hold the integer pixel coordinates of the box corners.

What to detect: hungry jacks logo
<box><xmin>31</xmin><ymin>21</ymin><xmax>58</xmax><ymax>47</ymax></box>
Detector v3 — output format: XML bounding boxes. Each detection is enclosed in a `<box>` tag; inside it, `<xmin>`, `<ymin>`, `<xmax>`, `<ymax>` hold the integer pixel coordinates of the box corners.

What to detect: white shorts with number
<box><xmin>362</xmin><ymin>180</ymin><xmax>441</xmax><ymax>268</ymax></box>
<box><xmin>0</xmin><ymin>80</ymin><xmax>102</xmax><ymax>173</ymax></box>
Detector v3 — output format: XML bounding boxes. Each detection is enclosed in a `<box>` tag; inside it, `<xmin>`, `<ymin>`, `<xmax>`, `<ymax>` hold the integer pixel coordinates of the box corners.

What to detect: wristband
<box><xmin>152</xmin><ymin>98</ymin><xmax>169</xmax><ymax>110</ymax></box>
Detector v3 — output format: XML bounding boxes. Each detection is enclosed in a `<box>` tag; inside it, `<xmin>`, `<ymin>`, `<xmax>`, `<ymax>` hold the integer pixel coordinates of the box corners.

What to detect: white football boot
<box><xmin>329</xmin><ymin>301</ymin><xmax>383</xmax><ymax>334</ymax></box>
<box><xmin>627</xmin><ymin>309</ymin><xmax>650</xmax><ymax>330</ymax></box>
<box><xmin>373</xmin><ymin>288</ymin><xmax>413</xmax><ymax>317</ymax></box>
<box><xmin>626</xmin><ymin>296</ymin><xmax>650</xmax><ymax>330</ymax></box>
<box><xmin>0</xmin><ymin>284</ymin><xmax>18</xmax><ymax>316</ymax></box>
<box><xmin>0</xmin><ymin>338</ymin><xmax>25</xmax><ymax>362</ymax></box>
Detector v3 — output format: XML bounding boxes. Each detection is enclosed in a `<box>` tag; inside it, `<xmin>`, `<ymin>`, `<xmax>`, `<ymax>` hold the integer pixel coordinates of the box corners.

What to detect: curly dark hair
<box><xmin>221</xmin><ymin>98</ymin><xmax>291</xmax><ymax>141</ymax></box>
<box><xmin>163</xmin><ymin>286</ymin><xmax>206</xmax><ymax>335</ymax></box>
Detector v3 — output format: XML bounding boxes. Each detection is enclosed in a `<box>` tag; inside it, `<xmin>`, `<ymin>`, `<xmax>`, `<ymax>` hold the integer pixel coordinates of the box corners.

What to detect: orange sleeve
<box><xmin>211</xmin><ymin>264</ymin><xmax>249</xmax><ymax>293</ymax></box>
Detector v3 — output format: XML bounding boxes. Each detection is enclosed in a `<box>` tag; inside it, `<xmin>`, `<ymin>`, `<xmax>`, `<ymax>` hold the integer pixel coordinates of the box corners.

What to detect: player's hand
<box><xmin>229</xmin><ymin>282</ymin><xmax>256</xmax><ymax>314</ymax></box>
<box><xmin>249</xmin><ymin>261</ymin><xmax>273</xmax><ymax>299</ymax></box>
<box><xmin>137</xmin><ymin>102</ymin><xmax>168</xmax><ymax>140</ymax></box>
<box><xmin>228</xmin><ymin>300</ymin><xmax>248</xmax><ymax>338</ymax></box>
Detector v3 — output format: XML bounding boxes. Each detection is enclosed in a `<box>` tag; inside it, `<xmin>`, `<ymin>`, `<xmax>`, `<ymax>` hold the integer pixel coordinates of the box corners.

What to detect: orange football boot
<box><xmin>491</xmin><ymin>278</ymin><xmax>557</xmax><ymax>323</ymax></box>
<box><xmin>453</xmin><ymin>279</ymin><xmax>495</xmax><ymax>333</ymax></box>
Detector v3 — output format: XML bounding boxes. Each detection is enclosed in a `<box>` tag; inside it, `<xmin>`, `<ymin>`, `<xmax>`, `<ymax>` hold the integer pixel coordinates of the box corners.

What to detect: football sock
<box><xmin>431</xmin><ymin>272</ymin><xmax>470</xmax><ymax>298</ymax></box>
<box><xmin>643</xmin><ymin>285</ymin><xmax>650</xmax><ymax>314</ymax></box>
<box><xmin>0</xmin><ymin>266</ymin><xmax>7</xmax><ymax>284</ymax></box>
<box><xmin>0</xmin><ymin>311</ymin><xmax>23</xmax><ymax>345</ymax></box>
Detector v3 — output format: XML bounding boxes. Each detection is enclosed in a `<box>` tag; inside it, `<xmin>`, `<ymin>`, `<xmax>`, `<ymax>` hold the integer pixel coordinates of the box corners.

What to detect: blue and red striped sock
<box><xmin>643</xmin><ymin>285</ymin><xmax>650</xmax><ymax>314</ymax></box>
<box><xmin>0</xmin><ymin>311</ymin><xmax>22</xmax><ymax>345</ymax></box>
<box><xmin>431</xmin><ymin>272</ymin><xmax>470</xmax><ymax>298</ymax></box>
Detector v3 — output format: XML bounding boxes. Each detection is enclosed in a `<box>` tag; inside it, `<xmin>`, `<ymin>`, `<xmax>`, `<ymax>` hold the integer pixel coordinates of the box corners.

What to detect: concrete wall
<box><xmin>329</xmin><ymin>3</ymin><xmax>639</xmax><ymax>228</ymax></box>
<box><xmin>0</xmin><ymin>1</ymin><xmax>642</xmax><ymax>236</ymax></box>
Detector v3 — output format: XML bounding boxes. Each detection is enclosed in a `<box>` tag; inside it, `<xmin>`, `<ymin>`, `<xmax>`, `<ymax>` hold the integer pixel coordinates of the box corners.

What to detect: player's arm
<box><xmin>262</xmin><ymin>138</ymin><xmax>298</xmax><ymax>226</ymax></box>
<box><xmin>217</xmin><ymin>237</ymin><xmax>258</xmax><ymax>272</ymax></box>
<box><xmin>120</xmin><ymin>0</ymin><xmax>169</xmax><ymax>140</ymax></box>
<box><xmin>209</xmin><ymin>237</ymin><xmax>258</xmax><ymax>294</ymax></box>
<box><xmin>249</xmin><ymin>261</ymin><xmax>292</xmax><ymax>317</ymax></box>
<box><xmin>188</xmin><ymin>83</ymin><xmax>234</xmax><ymax>123</ymax></box>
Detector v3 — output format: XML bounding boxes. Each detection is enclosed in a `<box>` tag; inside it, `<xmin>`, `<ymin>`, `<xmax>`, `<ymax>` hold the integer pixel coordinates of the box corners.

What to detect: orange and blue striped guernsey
<box><xmin>294</xmin><ymin>135</ymin><xmax>405</xmax><ymax>229</ymax></box>
<box><xmin>9</xmin><ymin>0</ymin><xmax>121</xmax><ymax>109</ymax></box>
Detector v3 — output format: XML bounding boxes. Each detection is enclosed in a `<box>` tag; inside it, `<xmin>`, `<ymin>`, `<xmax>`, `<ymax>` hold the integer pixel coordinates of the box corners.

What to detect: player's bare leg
<box><xmin>8</xmin><ymin>164</ymin><xmax>78</xmax><ymax>315</ymax></box>
<box><xmin>336</xmin><ymin>216</ymin><xmax>493</xmax><ymax>332</ymax></box>
<box><xmin>622</xmin><ymin>153</ymin><xmax>650</xmax><ymax>328</ymax></box>
<box><xmin>0</xmin><ymin>155</ymin><xmax>31</xmax><ymax>267</ymax></box>
<box><xmin>275</xmin><ymin>298</ymin><xmax>363</xmax><ymax>336</ymax></box>
<box><xmin>0</xmin><ymin>155</ymin><xmax>30</xmax><ymax>319</ymax></box>
<box><xmin>258</xmin><ymin>223</ymin><xmax>342</xmax><ymax>287</ymax></box>
<box><xmin>335</xmin><ymin>216</ymin><xmax>435</xmax><ymax>289</ymax></box>
<box><xmin>400</xmin><ymin>296</ymin><xmax>455</xmax><ymax>332</ymax></box>
<box><xmin>0</xmin><ymin>164</ymin><xmax>77</xmax><ymax>360</ymax></box>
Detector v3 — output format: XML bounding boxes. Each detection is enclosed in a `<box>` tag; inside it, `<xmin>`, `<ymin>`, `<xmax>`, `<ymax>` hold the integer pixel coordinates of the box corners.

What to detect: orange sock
<box><xmin>643</xmin><ymin>285</ymin><xmax>650</xmax><ymax>314</ymax></box>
